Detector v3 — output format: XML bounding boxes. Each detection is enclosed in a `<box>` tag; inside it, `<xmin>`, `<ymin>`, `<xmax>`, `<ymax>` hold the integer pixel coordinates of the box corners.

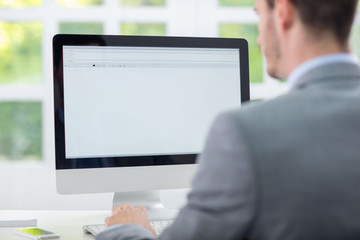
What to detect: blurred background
<box><xmin>0</xmin><ymin>0</ymin><xmax>359</xmax><ymax>210</ymax></box>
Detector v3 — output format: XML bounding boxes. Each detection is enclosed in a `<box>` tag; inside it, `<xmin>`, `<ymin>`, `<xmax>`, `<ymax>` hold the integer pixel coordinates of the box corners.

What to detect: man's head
<box><xmin>255</xmin><ymin>0</ymin><xmax>358</xmax><ymax>79</ymax></box>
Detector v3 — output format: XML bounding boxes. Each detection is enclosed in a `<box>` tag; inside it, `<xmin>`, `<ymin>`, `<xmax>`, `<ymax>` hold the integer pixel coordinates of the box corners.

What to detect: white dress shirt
<box><xmin>287</xmin><ymin>53</ymin><xmax>359</xmax><ymax>89</ymax></box>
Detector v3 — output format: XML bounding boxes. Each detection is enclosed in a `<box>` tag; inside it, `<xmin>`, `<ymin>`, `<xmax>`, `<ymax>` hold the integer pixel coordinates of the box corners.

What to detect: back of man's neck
<box><xmin>284</xmin><ymin>31</ymin><xmax>350</xmax><ymax>77</ymax></box>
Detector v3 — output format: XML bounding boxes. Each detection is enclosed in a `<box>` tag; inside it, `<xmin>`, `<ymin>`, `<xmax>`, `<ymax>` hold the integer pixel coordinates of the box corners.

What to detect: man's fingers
<box><xmin>112</xmin><ymin>206</ymin><xmax>120</xmax><ymax>215</ymax></box>
<box><xmin>136</xmin><ymin>206</ymin><xmax>149</xmax><ymax>217</ymax></box>
<box><xmin>120</xmin><ymin>203</ymin><xmax>132</xmax><ymax>209</ymax></box>
<box><xmin>112</xmin><ymin>203</ymin><xmax>134</xmax><ymax>214</ymax></box>
<box><xmin>105</xmin><ymin>216</ymin><xmax>114</xmax><ymax>226</ymax></box>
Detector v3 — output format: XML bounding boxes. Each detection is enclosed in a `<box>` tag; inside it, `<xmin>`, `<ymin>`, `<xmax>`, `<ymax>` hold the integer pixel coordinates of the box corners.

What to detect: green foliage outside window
<box><xmin>351</xmin><ymin>25</ymin><xmax>360</xmax><ymax>60</ymax></box>
<box><xmin>0</xmin><ymin>0</ymin><xmax>41</xmax><ymax>7</ymax></box>
<box><xmin>219</xmin><ymin>0</ymin><xmax>254</xmax><ymax>7</ymax></box>
<box><xmin>59</xmin><ymin>23</ymin><xmax>103</xmax><ymax>34</ymax></box>
<box><xmin>57</xmin><ymin>0</ymin><xmax>102</xmax><ymax>7</ymax></box>
<box><xmin>121</xmin><ymin>0</ymin><xmax>165</xmax><ymax>7</ymax></box>
<box><xmin>219</xmin><ymin>24</ymin><xmax>263</xmax><ymax>83</ymax></box>
<box><xmin>121</xmin><ymin>23</ymin><xmax>166</xmax><ymax>36</ymax></box>
<box><xmin>0</xmin><ymin>22</ymin><xmax>42</xmax><ymax>84</ymax></box>
<box><xmin>0</xmin><ymin>102</ymin><xmax>42</xmax><ymax>161</ymax></box>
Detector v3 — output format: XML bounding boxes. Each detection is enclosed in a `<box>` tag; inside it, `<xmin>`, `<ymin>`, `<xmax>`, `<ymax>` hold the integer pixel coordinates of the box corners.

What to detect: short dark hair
<box><xmin>265</xmin><ymin>0</ymin><xmax>359</xmax><ymax>45</ymax></box>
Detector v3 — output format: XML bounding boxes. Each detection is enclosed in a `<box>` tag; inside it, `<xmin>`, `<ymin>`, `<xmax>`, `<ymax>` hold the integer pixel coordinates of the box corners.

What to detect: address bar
<box><xmin>64</xmin><ymin>48</ymin><xmax>238</xmax><ymax>64</ymax></box>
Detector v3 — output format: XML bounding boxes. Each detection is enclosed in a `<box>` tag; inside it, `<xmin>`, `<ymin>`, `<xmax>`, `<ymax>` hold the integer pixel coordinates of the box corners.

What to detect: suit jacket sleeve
<box><xmin>96</xmin><ymin>112</ymin><xmax>257</xmax><ymax>240</ymax></box>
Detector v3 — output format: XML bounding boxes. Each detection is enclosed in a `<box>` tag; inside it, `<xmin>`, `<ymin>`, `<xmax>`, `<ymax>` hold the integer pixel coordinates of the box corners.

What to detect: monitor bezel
<box><xmin>53</xmin><ymin>34</ymin><xmax>250</xmax><ymax>170</ymax></box>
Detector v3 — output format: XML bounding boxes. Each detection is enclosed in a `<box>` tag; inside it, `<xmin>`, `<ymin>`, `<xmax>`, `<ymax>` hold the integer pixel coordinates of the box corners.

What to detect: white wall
<box><xmin>0</xmin><ymin>162</ymin><xmax>189</xmax><ymax>210</ymax></box>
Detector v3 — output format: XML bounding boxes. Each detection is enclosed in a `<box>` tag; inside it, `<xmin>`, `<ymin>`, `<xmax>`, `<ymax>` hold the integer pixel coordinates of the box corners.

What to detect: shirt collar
<box><xmin>287</xmin><ymin>53</ymin><xmax>359</xmax><ymax>89</ymax></box>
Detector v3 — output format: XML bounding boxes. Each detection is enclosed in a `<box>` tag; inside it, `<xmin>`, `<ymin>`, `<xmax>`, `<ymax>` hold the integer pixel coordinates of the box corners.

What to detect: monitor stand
<box><xmin>113</xmin><ymin>191</ymin><xmax>179</xmax><ymax>220</ymax></box>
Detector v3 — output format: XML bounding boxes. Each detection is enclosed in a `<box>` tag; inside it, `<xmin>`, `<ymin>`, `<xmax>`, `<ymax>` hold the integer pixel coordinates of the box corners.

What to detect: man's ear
<box><xmin>274</xmin><ymin>0</ymin><xmax>296</xmax><ymax>31</ymax></box>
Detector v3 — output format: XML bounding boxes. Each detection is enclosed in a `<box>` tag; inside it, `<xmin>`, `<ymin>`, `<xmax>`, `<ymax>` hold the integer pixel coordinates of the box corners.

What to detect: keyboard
<box><xmin>83</xmin><ymin>219</ymin><xmax>174</xmax><ymax>236</ymax></box>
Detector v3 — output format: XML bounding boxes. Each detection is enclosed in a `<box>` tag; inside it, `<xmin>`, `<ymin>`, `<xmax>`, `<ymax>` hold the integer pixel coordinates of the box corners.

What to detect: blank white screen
<box><xmin>63</xmin><ymin>46</ymin><xmax>241</xmax><ymax>158</ymax></box>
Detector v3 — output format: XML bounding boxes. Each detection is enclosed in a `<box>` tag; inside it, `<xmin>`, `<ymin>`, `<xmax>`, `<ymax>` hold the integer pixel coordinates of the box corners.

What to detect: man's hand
<box><xmin>105</xmin><ymin>203</ymin><xmax>157</xmax><ymax>237</ymax></box>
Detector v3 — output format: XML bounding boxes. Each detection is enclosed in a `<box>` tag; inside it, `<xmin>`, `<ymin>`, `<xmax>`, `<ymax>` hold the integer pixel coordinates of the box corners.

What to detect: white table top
<box><xmin>0</xmin><ymin>210</ymin><xmax>111</xmax><ymax>240</ymax></box>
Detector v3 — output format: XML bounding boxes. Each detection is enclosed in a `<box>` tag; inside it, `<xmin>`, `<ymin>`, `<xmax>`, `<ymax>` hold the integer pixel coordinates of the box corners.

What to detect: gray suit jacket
<box><xmin>97</xmin><ymin>62</ymin><xmax>360</xmax><ymax>240</ymax></box>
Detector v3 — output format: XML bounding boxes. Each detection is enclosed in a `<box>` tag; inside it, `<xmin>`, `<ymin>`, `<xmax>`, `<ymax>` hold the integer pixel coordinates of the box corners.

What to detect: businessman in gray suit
<box><xmin>97</xmin><ymin>0</ymin><xmax>360</xmax><ymax>239</ymax></box>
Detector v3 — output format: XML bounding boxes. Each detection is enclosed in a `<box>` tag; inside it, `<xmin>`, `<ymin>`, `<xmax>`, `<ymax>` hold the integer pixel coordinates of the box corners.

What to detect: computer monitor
<box><xmin>52</xmin><ymin>34</ymin><xmax>249</xmax><ymax>218</ymax></box>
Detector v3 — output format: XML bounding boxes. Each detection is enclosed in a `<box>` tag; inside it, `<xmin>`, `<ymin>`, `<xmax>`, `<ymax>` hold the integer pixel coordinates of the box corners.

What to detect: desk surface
<box><xmin>0</xmin><ymin>210</ymin><xmax>111</xmax><ymax>240</ymax></box>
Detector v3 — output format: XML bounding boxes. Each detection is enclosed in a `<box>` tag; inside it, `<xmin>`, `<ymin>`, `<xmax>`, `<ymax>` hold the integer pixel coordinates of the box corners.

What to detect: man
<box><xmin>98</xmin><ymin>0</ymin><xmax>360</xmax><ymax>239</ymax></box>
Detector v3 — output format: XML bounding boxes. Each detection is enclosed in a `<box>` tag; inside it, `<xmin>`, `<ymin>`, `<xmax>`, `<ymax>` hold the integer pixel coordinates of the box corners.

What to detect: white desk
<box><xmin>0</xmin><ymin>210</ymin><xmax>111</xmax><ymax>240</ymax></box>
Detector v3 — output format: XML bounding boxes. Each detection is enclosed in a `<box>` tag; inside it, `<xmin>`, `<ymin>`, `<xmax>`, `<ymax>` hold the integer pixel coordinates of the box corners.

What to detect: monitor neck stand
<box><xmin>113</xmin><ymin>190</ymin><xmax>179</xmax><ymax>220</ymax></box>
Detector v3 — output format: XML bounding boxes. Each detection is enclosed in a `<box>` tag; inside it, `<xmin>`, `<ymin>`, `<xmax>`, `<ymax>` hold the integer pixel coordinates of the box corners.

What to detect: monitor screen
<box><xmin>64</xmin><ymin>46</ymin><xmax>241</xmax><ymax>159</ymax></box>
<box><xmin>53</xmin><ymin>34</ymin><xmax>249</xmax><ymax>198</ymax></box>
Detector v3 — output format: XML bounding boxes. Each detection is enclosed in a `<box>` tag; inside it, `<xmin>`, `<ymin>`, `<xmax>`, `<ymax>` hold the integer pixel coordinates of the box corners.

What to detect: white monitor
<box><xmin>53</xmin><ymin>34</ymin><xmax>249</xmax><ymax>217</ymax></box>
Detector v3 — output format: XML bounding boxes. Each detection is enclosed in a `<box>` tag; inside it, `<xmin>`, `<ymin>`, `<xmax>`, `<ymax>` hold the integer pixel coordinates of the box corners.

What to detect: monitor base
<box><xmin>113</xmin><ymin>191</ymin><xmax>178</xmax><ymax>220</ymax></box>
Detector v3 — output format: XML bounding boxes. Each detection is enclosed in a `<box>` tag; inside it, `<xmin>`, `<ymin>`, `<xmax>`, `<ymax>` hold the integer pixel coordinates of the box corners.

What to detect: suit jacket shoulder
<box><xmin>226</xmin><ymin>62</ymin><xmax>360</xmax><ymax>239</ymax></box>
